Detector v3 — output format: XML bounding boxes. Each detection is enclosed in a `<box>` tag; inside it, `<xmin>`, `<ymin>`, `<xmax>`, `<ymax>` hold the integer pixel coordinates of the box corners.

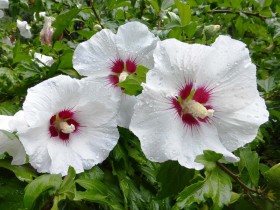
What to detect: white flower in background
<box><xmin>40</xmin><ymin>16</ymin><xmax>55</xmax><ymax>46</ymax></box>
<box><xmin>130</xmin><ymin>36</ymin><xmax>269</xmax><ymax>169</ymax></box>
<box><xmin>73</xmin><ymin>21</ymin><xmax>159</xmax><ymax>128</ymax></box>
<box><xmin>33</xmin><ymin>11</ymin><xmax>46</xmax><ymax>21</ymax></box>
<box><xmin>2</xmin><ymin>37</ymin><xmax>13</xmax><ymax>46</ymax></box>
<box><xmin>17</xmin><ymin>20</ymin><xmax>32</xmax><ymax>38</ymax></box>
<box><xmin>17</xmin><ymin>75</ymin><xmax>120</xmax><ymax>176</ymax></box>
<box><xmin>34</xmin><ymin>52</ymin><xmax>54</xmax><ymax>67</ymax></box>
<box><xmin>0</xmin><ymin>111</ymin><xmax>27</xmax><ymax>165</ymax></box>
<box><xmin>0</xmin><ymin>0</ymin><xmax>8</xmax><ymax>19</ymax></box>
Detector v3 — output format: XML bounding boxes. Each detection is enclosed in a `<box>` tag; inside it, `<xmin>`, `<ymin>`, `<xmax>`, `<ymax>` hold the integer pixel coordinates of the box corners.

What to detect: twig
<box><xmin>90</xmin><ymin>0</ymin><xmax>104</xmax><ymax>29</ymax></box>
<box><xmin>216</xmin><ymin>161</ymin><xmax>262</xmax><ymax>194</ymax></box>
<box><xmin>208</xmin><ymin>9</ymin><xmax>268</xmax><ymax>20</ymax></box>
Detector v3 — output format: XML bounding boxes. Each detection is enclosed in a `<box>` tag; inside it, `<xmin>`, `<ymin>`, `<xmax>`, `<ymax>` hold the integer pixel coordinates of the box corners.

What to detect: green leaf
<box><xmin>157</xmin><ymin>161</ymin><xmax>194</xmax><ymax>198</ymax></box>
<box><xmin>0</xmin><ymin>101</ymin><xmax>20</xmax><ymax>115</ymax></box>
<box><xmin>264</xmin><ymin>163</ymin><xmax>280</xmax><ymax>190</ymax></box>
<box><xmin>118</xmin><ymin>65</ymin><xmax>148</xmax><ymax>95</ymax></box>
<box><xmin>75</xmin><ymin>179</ymin><xmax>123</xmax><ymax>210</ymax></box>
<box><xmin>239</xmin><ymin>147</ymin><xmax>260</xmax><ymax>186</ymax></box>
<box><xmin>0</xmin><ymin>160</ymin><xmax>37</xmax><ymax>183</ymax></box>
<box><xmin>174</xmin><ymin>0</ymin><xmax>191</xmax><ymax>26</ymax></box>
<box><xmin>24</xmin><ymin>174</ymin><xmax>62</xmax><ymax>209</ymax></box>
<box><xmin>0</xmin><ymin>168</ymin><xmax>26</xmax><ymax>210</ymax></box>
<box><xmin>53</xmin><ymin>8</ymin><xmax>82</xmax><ymax>40</ymax></box>
<box><xmin>57</xmin><ymin>166</ymin><xmax>76</xmax><ymax>199</ymax></box>
<box><xmin>175</xmin><ymin>167</ymin><xmax>232</xmax><ymax>210</ymax></box>
<box><xmin>195</xmin><ymin>150</ymin><xmax>223</xmax><ymax>171</ymax></box>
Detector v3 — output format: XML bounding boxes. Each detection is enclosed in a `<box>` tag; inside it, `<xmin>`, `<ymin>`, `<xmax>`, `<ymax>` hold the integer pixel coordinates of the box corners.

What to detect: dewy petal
<box><xmin>23</xmin><ymin>75</ymin><xmax>82</xmax><ymax>127</ymax></box>
<box><xmin>214</xmin><ymin>97</ymin><xmax>269</xmax><ymax>151</ymax></box>
<box><xmin>116</xmin><ymin>21</ymin><xmax>159</xmax><ymax>69</ymax></box>
<box><xmin>73</xmin><ymin>29</ymin><xmax>118</xmax><ymax>77</ymax></box>
<box><xmin>17</xmin><ymin>20</ymin><xmax>32</xmax><ymax>39</ymax></box>
<box><xmin>117</xmin><ymin>94</ymin><xmax>137</xmax><ymax>128</ymax></box>
<box><xmin>130</xmin><ymin>85</ymin><xmax>238</xmax><ymax>169</ymax></box>
<box><xmin>47</xmin><ymin>139</ymin><xmax>84</xmax><ymax>176</ymax></box>
<box><xmin>19</xmin><ymin>75</ymin><xmax>120</xmax><ymax>175</ymax></box>
<box><xmin>196</xmin><ymin>35</ymin><xmax>259</xmax><ymax>112</ymax></box>
<box><xmin>69</xmin><ymin>126</ymin><xmax>119</xmax><ymax>170</ymax></box>
<box><xmin>146</xmin><ymin>39</ymin><xmax>213</xmax><ymax>96</ymax></box>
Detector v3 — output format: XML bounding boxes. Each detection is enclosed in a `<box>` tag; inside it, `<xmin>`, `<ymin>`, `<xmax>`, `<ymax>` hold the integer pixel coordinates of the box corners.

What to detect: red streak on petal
<box><xmin>126</xmin><ymin>59</ymin><xmax>137</xmax><ymax>73</ymax></box>
<box><xmin>108</xmin><ymin>75</ymin><xmax>119</xmax><ymax>86</ymax></box>
<box><xmin>171</xmin><ymin>97</ymin><xmax>182</xmax><ymax>116</ymax></box>
<box><xmin>182</xmin><ymin>113</ymin><xmax>199</xmax><ymax>127</ymax></box>
<box><xmin>49</xmin><ymin>126</ymin><xmax>58</xmax><ymax>137</ymax></box>
<box><xmin>59</xmin><ymin>110</ymin><xmax>74</xmax><ymax>119</ymax></box>
<box><xmin>111</xmin><ymin>59</ymin><xmax>124</xmax><ymax>73</ymax></box>
<box><xmin>59</xmin><ymin>132</ymin><xmax>70</xmax><ymax>141</ymax></box>
<box><xmin>50</xmin><ymin>115</ymin><xmax>56</xmax><ymax>124</ymax></box>
<box><xmin>179</xmin><ymin>83</ymin><xmax>193</xmax><ymax>100</ymax></box>
<box><xmin>193</xmin><ymin>87</ymin><xmax>211</xmax><ymax>104</ymax></box>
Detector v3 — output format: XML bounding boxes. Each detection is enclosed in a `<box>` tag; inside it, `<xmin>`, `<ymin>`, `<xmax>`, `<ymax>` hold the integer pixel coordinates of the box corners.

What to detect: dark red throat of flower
<box><xmin>171</xmin><ymin>83</ymin><xmax>213</xmax><ymax>128</ymax></box>
<box><xmin>109</xmin><ymin>58</ymin><xmax>137</xmax><ymax>86</ymax></box>
<box><xmin>49</xmin><ymin>110</ymin><xmax>80</xmax><ymax>141</ymax></box>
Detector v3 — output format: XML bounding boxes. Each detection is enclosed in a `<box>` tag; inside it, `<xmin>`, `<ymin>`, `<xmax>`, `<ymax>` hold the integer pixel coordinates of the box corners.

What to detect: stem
<box><xmin>208</xmin><ymin>9</ymin><xmax>267</xmax><ymax>20</ymax></box>
<box><xmin>91</xmin><ymin>0</ymin><xmax>104</xmax><ymax>29</ymax></box>
<box><xmin>216</xmin><ymin>161</ymin><xmax>262</xmax><ymax>194</ymax></box>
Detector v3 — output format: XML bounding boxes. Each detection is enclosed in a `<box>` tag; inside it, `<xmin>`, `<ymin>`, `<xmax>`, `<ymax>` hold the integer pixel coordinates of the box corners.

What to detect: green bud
<box><xmin>93</xmin><ymin>24</ymin><xmax>102</xmax><ymax>31</ymax></box>
<box><xmin>204</xmin><ymin>25</ymin><xmax>221</xmax><ymax>37</ymax></box>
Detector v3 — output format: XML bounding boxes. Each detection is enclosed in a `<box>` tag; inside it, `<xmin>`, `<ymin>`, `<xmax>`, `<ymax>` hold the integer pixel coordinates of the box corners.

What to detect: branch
<box><xmin>208</xmin><ymin>9</ymin><xmax>268</xmax><ymax>20</ymax></box>
<box><xmin>91</xmin><ymin>0</ymin><xmax>104</xmax><ymax>29</ymax></box>
<box><xmin>216</xmin><ymin>161</ymin><xmax>262</xmax><ymax>194</ymax></box>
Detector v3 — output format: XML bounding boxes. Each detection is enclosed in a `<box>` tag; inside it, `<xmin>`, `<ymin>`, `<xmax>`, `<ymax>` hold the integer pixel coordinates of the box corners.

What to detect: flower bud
<box><xmin>40</xmin><ymin>16</ymin><xmax>55</xmax><ymax>46</ymax></box>
<box><xmin>93</xmin><ymin>24</ymin><xmax>102</xmax><ymax>31</ymax></box>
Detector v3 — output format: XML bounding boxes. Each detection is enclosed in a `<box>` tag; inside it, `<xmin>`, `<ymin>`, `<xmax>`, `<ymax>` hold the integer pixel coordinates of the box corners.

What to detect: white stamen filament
<box><xmin>59</xmin><ymin>121</ymin><xmax>75</xmax><ymax>134</ymax></box>
<box><xmin>119</xmin><ymin>71</ymin><xmax>129</xmax><ymax>82</ymax></box>
<box><xmin>183</xmin><ymin>100</ymin><xmax>214</xmax><ymax>119</ymax></box>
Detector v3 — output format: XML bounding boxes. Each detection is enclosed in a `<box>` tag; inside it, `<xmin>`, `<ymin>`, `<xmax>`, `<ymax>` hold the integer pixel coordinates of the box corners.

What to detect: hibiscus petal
<box><xmin>117</xmin><ymin>94</ymin><xmax>137</xmax><ymax>128</ymax></box>
<box><xmin>116</xmin><ymin>21</ymin><xmax>158</xmax><ymax>69</ymax></box>
<box><xmin>73</xmin><ymin>29</ymin><xmax>118</xmax><ymax>76</ymax></box>
<box><xmin>215</xmin><ymin>97</ymin><xmax>269</xmax><ymax>151</ymax></box>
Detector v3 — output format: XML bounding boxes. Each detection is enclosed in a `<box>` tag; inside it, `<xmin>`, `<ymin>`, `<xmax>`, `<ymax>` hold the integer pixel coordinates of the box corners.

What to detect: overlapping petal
<box><xmin>18</xmin><ymin>75</ymin><xmax>120</xmax><ymax>175</ymax></box>
<box><xmin>130</xmin><ymin>36</ymin><xmax>268</xmax><ymax>169</ymax></box>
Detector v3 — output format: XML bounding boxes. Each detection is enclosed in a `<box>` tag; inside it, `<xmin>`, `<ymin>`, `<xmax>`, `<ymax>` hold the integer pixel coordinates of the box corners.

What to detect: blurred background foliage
<box><xmin>0</xmin><ymin>0</ymin><xmax>280</xmax><ymax>209</ymax></box>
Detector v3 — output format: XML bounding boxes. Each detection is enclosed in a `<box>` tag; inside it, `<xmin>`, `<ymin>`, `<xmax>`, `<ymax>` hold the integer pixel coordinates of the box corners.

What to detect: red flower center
<box><xmin>108</xmin><ymin>58</ymin><xmax>137</xmax><ymax>86</ymax></box>
<box><xmin>49</xmin><ymin>110</ymin><xmax>80</xmax><ymax>141</ymax></box>
<box><xmin>171</xmin><ymin>83</ymin><xmax>213</xmax><ymax>128</ymax></box>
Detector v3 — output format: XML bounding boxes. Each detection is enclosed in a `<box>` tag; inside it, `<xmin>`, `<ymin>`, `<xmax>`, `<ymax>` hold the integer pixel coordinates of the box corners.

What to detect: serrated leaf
<box><xmin>157</xmin><ymin>161</ymin><xmax>194</xmax><ymax>198</ymax></box>
<box><xmin>0</xmin><ymin>160</ymin><xmax>37</xmax><ymax>183</ymax></box>
<box><xmin>175</xmin><ymin>167</ymin><xmax>232</xmax><ymax>210</ymax></box>
<box><xmin>57</xmin><ymin>166</ymin><xmax>76</xmax><ymax>199</ymax></box>
<box><xmin>195</xmin><ymin>150</ymin><xmax>223</xmax><ymax>171</ymax></box>
<box><xmin>53</xmin><ymin>8</ymin><xmax>82</xmax><ymax>40</ymax></box>
<box><xmin>174</xmin><ymin>0</ymin><xmax>191</xmax><ymax>26</ymax></box>
<box><xmin>239</xmin><ymin>147</ymin><xmax>260</xmax><ymax>186</ymax></box>
<box><xmin>24</xmin><ymin>174</ymin><xmax>62</xmax><ymax>209</ymax></box>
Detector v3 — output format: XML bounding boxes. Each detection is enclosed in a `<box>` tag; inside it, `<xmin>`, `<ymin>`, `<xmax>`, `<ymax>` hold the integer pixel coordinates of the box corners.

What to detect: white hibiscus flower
<box><xmin>130</xmin><ymin>36</ymin><xmax>269</xmax><ymax>169</ymax></box>
<box><xmin>73</xmin><ymin>21</ymin><xmax>159</xmax><ymax>128</ymax></box>
<box><xmin>17</xmin><ymin>19</ymin><xmax>32</xmax><ymax>39</ymax></box>
<box><xmin>17</xmin><ymin>75</ymin><xmax>120</xmax><ymax>176</ymax></box>
<box><xmin>0</xmin><ymin>111</ymin><xmax>27</xmax><ymax>165</ymax></box>
<box><xmin>34</xmin><ymin>52</ymin><xmax>54</xmax><ymax>67</ymax></box>
<box><xmin>0</xmin><ymin>0</ymin><xmax>8</xmax><ymax>19</ymax></box>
